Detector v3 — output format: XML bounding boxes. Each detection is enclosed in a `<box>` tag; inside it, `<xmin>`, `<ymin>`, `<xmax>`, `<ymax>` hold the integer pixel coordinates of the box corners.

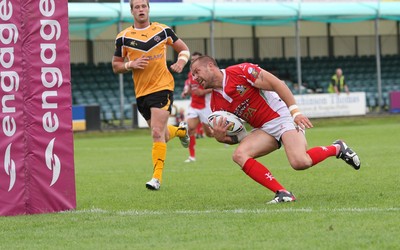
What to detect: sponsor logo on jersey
<box><xmin>130</xmin><ymin>41</ymin><xmax>137</xmax><ymax>47</ymax></box>
<box><xmin>236</xmin><ymin>85</ymin><xmax>248</xmax><ymax>96</ymax></box>
<box><xmin>248</xmin><ymin>67</ymin><xmax>259</xmax><ymax>79</ymax></box>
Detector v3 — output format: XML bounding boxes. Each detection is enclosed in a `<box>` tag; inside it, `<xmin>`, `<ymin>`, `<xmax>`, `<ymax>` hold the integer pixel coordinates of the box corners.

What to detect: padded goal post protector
<box><xmin>0</xmin><ymin>0</ymin><xmax>76</xmax><ymax>216</ymax></box>
<box><xmin>389</xmin><ymin>91</ymin><xmax>400</xmax><ymax>113</ymax></box>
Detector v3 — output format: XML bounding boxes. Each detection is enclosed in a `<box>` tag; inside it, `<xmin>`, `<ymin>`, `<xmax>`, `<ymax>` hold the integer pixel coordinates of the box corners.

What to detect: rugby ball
<box><xmin>207</xmin><ymin>111</ymin><xmax>244</xmax><ymax>136</ymax></box>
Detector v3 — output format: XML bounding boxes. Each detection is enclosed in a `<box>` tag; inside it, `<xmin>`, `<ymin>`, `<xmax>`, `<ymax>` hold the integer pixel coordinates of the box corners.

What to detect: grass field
<box><xmin>1</xmin><ymin>115</ymin><xmax>399</xmax><ymax>249</ymax></box>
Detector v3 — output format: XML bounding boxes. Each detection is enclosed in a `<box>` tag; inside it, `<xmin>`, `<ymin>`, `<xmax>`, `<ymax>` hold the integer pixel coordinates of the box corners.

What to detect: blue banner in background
<box><xmin>72</xmin><ymin>106</ymin><xmax>86</xmax><ymax>131</ymax></box>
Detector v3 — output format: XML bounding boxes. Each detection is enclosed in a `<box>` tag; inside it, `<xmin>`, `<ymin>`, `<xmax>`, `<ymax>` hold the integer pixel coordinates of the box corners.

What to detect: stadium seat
<box><xmin>124</xmin><ymin>109</ymin><xmax>133</xmax><ymax>119</ymax></box>
<box><xmin>382</xmin><ymin>92</ymin><xmax>390</xmax><ymax>108</ymax></box>
<box><xmin>366</xmin><ymin>93</ymin><xmax>377</xmax><ymax>109</ymax></box>
<box><xmin>102</xmin><ymin>111</ymin><xmax>114</xmax><ymax>121</ymax></box>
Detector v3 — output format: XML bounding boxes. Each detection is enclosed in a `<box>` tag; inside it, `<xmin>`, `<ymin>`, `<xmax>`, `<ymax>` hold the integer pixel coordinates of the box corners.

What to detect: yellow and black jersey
<box><xmin>114</xmin><ymin>22</ymin><xmax>179</xmax><ymax>98</ymax></box>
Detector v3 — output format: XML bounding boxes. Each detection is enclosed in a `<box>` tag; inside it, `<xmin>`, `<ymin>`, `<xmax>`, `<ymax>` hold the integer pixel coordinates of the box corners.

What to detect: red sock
<box><xmin>189</xmin><ymin>135</ymin><xmax>196</xmax><ymax>158</ymax></box>
<box><xmin>242</xmin><ymin>158</ymin><xmax>285</xmax><ymax>193</ymax></box>
<box><xmin>306</xmin><ymin>145</ymin><xmax>337</xmax><ymax>165</ymax></box>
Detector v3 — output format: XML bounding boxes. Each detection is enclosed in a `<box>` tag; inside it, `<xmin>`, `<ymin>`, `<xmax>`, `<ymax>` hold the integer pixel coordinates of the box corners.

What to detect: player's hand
<box><xmin>170</xmin><ymin>60</ymin><xmax>185</xmax><ymax>73</ymax></box>
<box><xmin>127</xmin><ymin>56</ymin><xmax>149</xmax><ymax>70</ymax></box>
<box><xmin>294</xmin><ymin>113</ymin><xmax>313</xmax><ymax>130</ymax></box>
<box><xmin>212</xmin><ymin>117</ymin><xmax>230</xmax><ymax>143</ymax></box>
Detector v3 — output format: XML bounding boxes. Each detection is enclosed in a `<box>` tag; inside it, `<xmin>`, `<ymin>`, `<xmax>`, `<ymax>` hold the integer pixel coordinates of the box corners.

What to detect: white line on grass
<box><xmin>64</xmin><ymin>207</ymin><xmax>400</xmax><ymax>216</ymax></box>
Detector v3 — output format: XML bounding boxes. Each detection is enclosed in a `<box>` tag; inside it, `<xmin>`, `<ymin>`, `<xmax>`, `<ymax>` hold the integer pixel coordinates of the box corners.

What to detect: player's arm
<box><xmin>181</xmin><ymin>80</ymin><xmax>191</xmax><ymax>98</ymax></box>
<box><xmin>111</xmin><ymin>36</ymin><xmax>127</xmax><ymax>74</ymax></box>
<box><xmin>112</xmin><ymin>56</ymin><xmax>127</xmax><ymax>74</ymax></box>
<box><xmin>112</xmin><ymin>55</ymin><xmax>149</xmax><ymax>74</ymax></box>
<box><xmin>170</xmin><ymin>39</ymin><xmax>190</xmax><ymax>73</ymax></box>
<box><xmin>112</xmin><ymin>34</ymin><xmax>150</xmax><ymax>74</ymax></box>
<box><xmin>253</xmin><ymin>69</ymin><xmax>313</xmax><ymax>130</ymax></box>
<box><xmin>192</xmin><ymin>88</ymin><xmax>212</xmax><ymax>97</ymax></box>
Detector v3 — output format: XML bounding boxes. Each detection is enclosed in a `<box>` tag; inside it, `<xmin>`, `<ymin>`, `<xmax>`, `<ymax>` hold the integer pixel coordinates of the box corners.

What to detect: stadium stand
<box><xmin>70</xmin><ymin>55</ymin><xmax>400</xmax><ymax>122</ymax></box>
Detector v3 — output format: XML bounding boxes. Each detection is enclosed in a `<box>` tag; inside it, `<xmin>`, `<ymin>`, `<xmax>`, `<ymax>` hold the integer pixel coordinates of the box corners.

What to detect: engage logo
<box><xmin>1</xmin><ymin>0</ymin><xmax>19</xmax><ymax>192</ymax></box>
<box><xmin>38</xmin><ymin>0</ymin><xmax>63</xmax><ymax>186</ymax></box>
<box><xmin>45</xmin><ymin>138</ymin><xmax>60</xmax><ymax>186</ymax></box>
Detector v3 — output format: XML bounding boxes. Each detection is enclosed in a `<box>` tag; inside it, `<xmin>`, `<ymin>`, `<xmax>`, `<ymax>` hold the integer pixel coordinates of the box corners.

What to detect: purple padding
<box><xmin>0</xmin><ymin>0</ymin><xmax>26</xmax><ymax>216</ymax></box>
<box><xmin>390</xmin><ymin>91</ymin><xmax>400</xmax><ymax>113</ymax></box>
<box><xmin>0</xmin><ymin>0</ymin><xmax>76</xmax><ymax>216</ymax></box>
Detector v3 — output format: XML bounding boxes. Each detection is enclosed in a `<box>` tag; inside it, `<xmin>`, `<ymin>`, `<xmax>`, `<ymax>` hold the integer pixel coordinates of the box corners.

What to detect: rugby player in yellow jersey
<box><xmin>112</xmin><ymin>0</ymin><xmax>190</xmax><ymax>190</ymax></box>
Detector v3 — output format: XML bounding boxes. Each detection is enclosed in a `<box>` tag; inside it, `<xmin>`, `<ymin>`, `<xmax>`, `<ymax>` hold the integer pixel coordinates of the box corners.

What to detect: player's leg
<box><xmin>232</xmin><ymin>129</ymin><xmax>278</xmax><ymax>166</ymax></box>
<box><xmin>166</xmin><ymin>123</ymin><xmax>189</xmax><ymax>147</ymax></box>
<box><xmin>177</xmin><ymin>121</ymin><xmax>190</xmax><ymax>148</ymax></box>
<box><xmin>164</xmin><ymin>123</ymin><xmax>191</xmax><ymax>148</ymax></box>
<box><xmin>232</xmin><ymin>130</ymin><xmax>295</xmax><ymax>203</ymax></box>
<box><xmin>137</xmin><ymin>95</ymin><xmax>163</xmax><ymax>190</ymax></box>
<box><xmin>185</xmin><ymin>116</ymin><xmax>200</xmax><ymax>162</ymax></box>
<box><xmin>150</xmin><ymin>107</ymin><xmax>169</xmax><ymax>143</ymax></box>
<box><xmin>332</xmin><ymin>140</ymin><xmax>361</xmax><ymax>170</ymax></box>
<box><xmin>282</xmin><ymin>129</ymin><xmax>360</xmax><ymax>170</ymax></box>
<box><xmin>183</xmin><ymin>107</ymin><xmax>200</xmax><ymax>162</ymax></box>
<box><xmin>281</xmin><ymin>129</ymin><xmax>315</xmax><ymax>170</ymax></box>
<box><xmin>265</xmin><ymin>114</ymin><xmax>335</xmax><ymax>170</ymax></box>
<box><xmin>196</xmin><ymin>123</ymin><xmax>204</xmax><ymax>138</ymax></box>
<box><xmin>144</xmin><ymin>90</ymin><xmax>178</xmax><ymax>190</ymax></box>
<box><xmin>164</xmin><ymin>106</ymin><xmax>189</xmax><ymax>148</ymax></box>
<box><xmin>146</xmin><ymin>107</ymin><xmax>170</xmax><ymax>190</ymax></box>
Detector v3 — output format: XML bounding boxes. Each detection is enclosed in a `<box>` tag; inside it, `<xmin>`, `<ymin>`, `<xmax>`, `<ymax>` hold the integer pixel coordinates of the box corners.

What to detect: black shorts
<box><xmin>136</xmin><ymin>90</ymin><xmax>174</xmax><ymax>121</ymax></box>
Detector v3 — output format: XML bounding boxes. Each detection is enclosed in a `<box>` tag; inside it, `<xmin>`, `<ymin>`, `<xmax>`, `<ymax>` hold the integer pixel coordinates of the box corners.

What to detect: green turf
<box><xmin>1</xmin><ymin>115</ymin><xmax>399</xmax><ymax>249</ymax></box>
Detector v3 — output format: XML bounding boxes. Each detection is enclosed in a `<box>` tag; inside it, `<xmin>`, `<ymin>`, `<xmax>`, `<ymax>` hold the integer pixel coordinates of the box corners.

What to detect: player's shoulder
<box><xmin>225</xmin><ymin>63</ymin><xmax>261</xmax><ymax>83</ymax></box>
<box><xmin>116</xmin><ymin>26</ymin><xmax>134</xmax><ymax>38</ymax></box>
<box><xmin>151</xmin><ymin>22</ymin><xmax>171</xmax><ymax>30</ymax></box>
<box><xmin>226</xmin><ymin>62</ymin><xmax>258</xmax><ymax>71</ymax></box>
<box><xmin>225</xmin><ymin>63</ymin><xmax>257</xmax><ymax>76</ymax></box>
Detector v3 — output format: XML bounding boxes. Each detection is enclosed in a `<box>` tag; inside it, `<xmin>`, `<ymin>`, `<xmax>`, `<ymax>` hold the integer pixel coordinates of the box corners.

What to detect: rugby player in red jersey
<box><xmin>190</xmin><ymin>55</ymin><xmax>361</xmax><ymax>204</ymax></box>
<box><xmin>181</xmin><ymin>52</ymin><xmax>213</xmax><ymax>163</ymax></box>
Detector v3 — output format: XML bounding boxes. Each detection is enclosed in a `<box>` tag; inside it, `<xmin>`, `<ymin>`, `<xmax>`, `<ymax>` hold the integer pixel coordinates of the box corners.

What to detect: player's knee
<box><xmin>232</xmin><ymin>148</ymin><xmax>247</xmax><ymax>168</ymax></box>
<box><xmin>151</xmin><ymin>126</ymin><xmax>163</xmax><ymax>140</ymax></box>
<box><xmin>188</xmin><ymin>129</ymin><xmax>196</xmax><ymax>137</ymax></box>
<box><xmin>289</xmin><ymin>158</ymin><xmax>312</xmax><ymax>170</ymax></box>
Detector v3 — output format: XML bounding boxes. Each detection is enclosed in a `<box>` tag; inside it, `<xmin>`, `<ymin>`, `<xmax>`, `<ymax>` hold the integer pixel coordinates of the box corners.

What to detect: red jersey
<box><xmin>185</xmin><ymin>72</ymin><xmax>207</xmax><ymax>109</ymax></box>
<box><xmin>210</xmin><ymin>63</ymin><xmax>287</xmax><ymax>128</ymax></box>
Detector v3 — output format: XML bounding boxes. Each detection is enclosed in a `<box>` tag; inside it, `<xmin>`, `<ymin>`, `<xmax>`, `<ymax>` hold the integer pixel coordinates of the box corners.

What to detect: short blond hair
<box><xmin>191</xmin><ymin>55</ymin><xmax>218</xmax><ymax>67</ymax></box>
<box><xmin>130</xmin><ymin>0</ymin><xmax>150</xmax><ymax>10</ymax></box>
